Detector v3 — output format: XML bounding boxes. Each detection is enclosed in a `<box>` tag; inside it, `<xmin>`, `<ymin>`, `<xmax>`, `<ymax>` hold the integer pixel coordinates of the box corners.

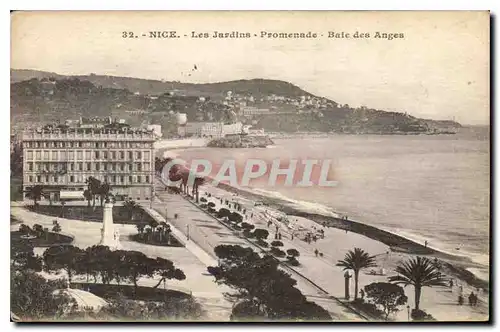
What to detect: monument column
<box><xmin>99</xmin><ymin>201</ymin><xmax>120</xmax><ymax>249</ymax></box>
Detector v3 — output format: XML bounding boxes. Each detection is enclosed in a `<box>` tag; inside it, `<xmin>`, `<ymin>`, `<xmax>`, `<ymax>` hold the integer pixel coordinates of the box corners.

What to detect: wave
<box><xmin>246</xmin><ymin>187</ymin><xmax>489</xmax><ymax>282</ymax></box>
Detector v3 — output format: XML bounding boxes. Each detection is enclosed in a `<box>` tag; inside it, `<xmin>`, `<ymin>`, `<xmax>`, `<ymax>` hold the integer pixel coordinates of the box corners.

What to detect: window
<box><xmin>85</xmin><ymin>150</ymin><xmax>91</xmax><ymax>159</ymax></box>
<box><xmin>58</xmin><ymin>142</ymin><xmax>63</xmax><ymax>148</ymax></box>
<box><xmin>146</xmin><ymin>175</ymin><xmax>150</xmax><ymax>183</ymax></box>
<box><xmin>44</xmin><ymin>163</ymin><xmax>49</xmax><ymax>171</ymax></box>
<box><xmin>43</xmin><ymin>151</ymin><xmax>49</xmax><ymax>160</ymax></box>
<box><xmin>144</xmin><ymin>151</ymin><xmax>150</xmax><ymax>161</ymax></box>
<box><xmin>70</xmin><ymin>175</ymin><xmax>75</xmax><ymax>183</ymax></box>
<box><xmin>27</xmin><ymin>151</ymin><xmax>33</xmax><ymax>160</ymax></box>
<box><xmin>87</xmin><ymin>162</ymin><xmax>91</xmax><ymax>171</ymax></box>
<box><xmin>144</xmin><ymin>163</ymin><xmax>150</xmax><ymax>171</ymax></box>
<box><xmin>60</xmin><ymin>151</ymin><xmax>67</xmax><ymax>160</ymax></box>
<box><xmin>78</xmin><ymin>162</ymin><xmax>83</xmax><ymax>171</ymax></box>
<box><xmin>77</xmin><ymin>151</ymin><xmax>83</xmax><ymax>160</ymax></box>
<box><xmin>137</xmin><ymin>176</ymin><xmax>142</xmax><ymax>183</ymax></box>
<box><xmin>129</xmin><ymin>164</ymin><xmax>133</xmax><ymax>171</ymax></box>
<box><xmin>36</xmin><ymin>175</ymin><xmax>41</xmax><ymax>182</ymax></box>
<box><xmin>112</xmin><ymin>175</ymin><xmax>116</xmax><ymax>183</ymax></box>
<box><xmin>94</xmin><ymin>151</ymin><xmax>100</xmax><ymax>159</ymax></box>
<box><xmin>27</xmin><ymin>162</ymin><xmax>33</xmax><ymax>171</ymax></box>
<box><xmin>76</xmin><ymin>142</ymin><xmax>81</xmax><ymax>148</ymax></box>
<box><xmin>103</xmin><ymin>151</ymin><xmax>108</xmax><ymax>159</ymax></box>
<box><xmin>42</xmin><ymin>142</ymin><xmax>47</xmax><ymax>148</ymax></box>
<box><xmin>120</xmin><ymin>176</ymin><xmax>124</xmax><ymax>183</ymax></box>
<box><xmin>45</xmin><ymin>175</ymin><xmax>49</xmax><ymax>182</ymax></box>
<box><xmin>120</xmin><ymin>164</ymin><xmax>125</xmax><ymax>171</ymax></box>
<box><xmin>68</xmin><ymin>151</ymin><xmax>74</xmax><ymax>160</ymax></box>
<box><xmin>69</xmin><ymin>142</ymin><xmax>74</xmax><ymax>148</ymax></box>
<box><xmin>137</xmin><ymin>163</ymin><xmax>142</xmax><ymax>171</ymax></box>
<box><xmin>129</xmin><ymin>176</ymin><xmax>133</xmax><ymax>183</ymax></box>
<box><xmin>111</xmin><ymin>151</ymin><xmax>116</xmax><ymax>159</ymax></box>
<box><xmin>29</xmin><ymin>175</ymin><xmax>33</xmax><ymax>183</ymax></box>
<box><xmin>52</xmin><ymin>150</ymin><xmax>58</xmax><ymax>160</ymax></box>
<box><xmin>52</xmin><ymin>175</ymin><xmax>57</xmax><ymax>183</ymax></box>
<box><xmin>96</xmin><ymin>163</ymin><xmax>100</xmax><ymax>171</ymax></box>
<box><xmin>36</xmin><ymin>151</ymin><xmax>41</xmax><ymax>160</ymax></box>
<box><xmin>128</xmin><ymin>151</ymin><xmax>133</xmax><ymax>160</ymax></box>
<box><xmin>103</xmin><ymin>163</ymin><xmax>107</xmax><ymax>171</ymax></box>
<box><xmin>35</xmin><ymin>142</ymin><xmax>40</xmax><ymax>148</ymax></box>
<box><xmin>137</xmin><ymin>151</ymin><xmax>142</xmax><ymax>159</ymax></box>
<box><xmin>120</xmin><ymin>151</ymin><xmax>124</xmax><ymax>159</ymax></box>
<box><xmin>70</xmin><ymin>163</ymin><xmax>74</xmax><ymax>171</ymax></box>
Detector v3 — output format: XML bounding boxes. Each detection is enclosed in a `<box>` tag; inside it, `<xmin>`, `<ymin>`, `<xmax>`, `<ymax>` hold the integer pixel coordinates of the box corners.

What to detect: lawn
<box><xmin>11</xmin><ymin>230</ymin><xmax>73</xmax><ymax>247</ymax></box>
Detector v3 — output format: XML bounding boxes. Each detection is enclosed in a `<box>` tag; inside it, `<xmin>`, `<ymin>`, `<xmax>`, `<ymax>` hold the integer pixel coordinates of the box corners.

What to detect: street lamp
<box><xmin>407</xmin><ymin>305</ymin><xmax>411</xmax><ymax>321</ymax></box>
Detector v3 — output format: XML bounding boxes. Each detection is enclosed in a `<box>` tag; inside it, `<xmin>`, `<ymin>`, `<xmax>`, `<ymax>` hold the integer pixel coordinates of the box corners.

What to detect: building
<box><xmin>240</xmin><ymin>106</ymin><xmax>270</xmax><ymax>117</ymax></box>
<box><xmin>21</xmin><ymin>121</ymin><xmax>155</xmax><ymax>203</ymax></box>
<box><xmin>147</xmin><ymin>124</ymin><xmax>162</xmax><ymax>138</ymax></box>
<box><xmin>178</xmin><ymin>122</ymin><xmax>243</xmax><ymax>138</ymax></box>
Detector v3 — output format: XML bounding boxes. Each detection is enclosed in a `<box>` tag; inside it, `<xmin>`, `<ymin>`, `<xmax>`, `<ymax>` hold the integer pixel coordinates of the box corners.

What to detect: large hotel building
<box><xmin>21</xmin><ymin>118</ymin><xmax>156</xmax><ymax>202</ymax></box>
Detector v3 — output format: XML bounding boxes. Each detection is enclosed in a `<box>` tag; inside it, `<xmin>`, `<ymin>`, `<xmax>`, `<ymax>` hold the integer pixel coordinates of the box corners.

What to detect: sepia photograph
<box><xmin>9</xmin><ymin>10</ymin><xmax>490</xmax><ymax>323</ymax></box>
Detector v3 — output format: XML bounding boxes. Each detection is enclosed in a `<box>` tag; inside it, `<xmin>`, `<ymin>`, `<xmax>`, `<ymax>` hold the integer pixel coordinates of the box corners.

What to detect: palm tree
<box><xmin>85</xmin><ymin>177</ymin><xmax>101</xmax><ymax>207</ymax></box>
<box><xmin>124</xmin><ymin>200</ymin><xmax>138</xmax><ymax>220</ymax></box>
<box><xmin>388</xmin><ymin>256</ymin><xmax>447</xmax><ymax>311</ymax></box>
<box><xmin>149</xmin><ymin>219</ymin><xmax>159</xmax><ymax>238</ymax></box>
<box><xmin>25</xmin><ymin>185</ymin><xmax>44</xmax><ymax>207</ymax></box>
<box><xmin>336</xmin><ymin>247</ymin><xmax>377</xmax><ymax>300</ymax></box>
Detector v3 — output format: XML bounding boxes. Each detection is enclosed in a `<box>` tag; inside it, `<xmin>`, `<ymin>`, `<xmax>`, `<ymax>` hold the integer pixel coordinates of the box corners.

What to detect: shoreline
<box><xmin>213</xmin><ymin>182</ymin><xmax>489</xmax><ymax>291</ymax></box>
<box><xmin>156</xmin><ymin>145</ymin><xmax>489</xmax><ymax>291</ymax></box>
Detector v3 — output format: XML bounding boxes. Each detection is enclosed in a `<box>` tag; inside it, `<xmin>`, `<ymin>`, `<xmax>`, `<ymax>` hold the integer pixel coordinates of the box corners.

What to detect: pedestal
<box><xmin>99</xmin><ymin>202</ymin><xmax>121</xmax><ymax>249</ymax></box>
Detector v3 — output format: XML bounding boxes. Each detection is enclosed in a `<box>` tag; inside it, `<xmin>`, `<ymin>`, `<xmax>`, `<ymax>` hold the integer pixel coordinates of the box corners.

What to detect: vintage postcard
<box><xmin>10</xmin><ymin>11</ymin><xmax>490</xmax><ymax>322</ymax></box>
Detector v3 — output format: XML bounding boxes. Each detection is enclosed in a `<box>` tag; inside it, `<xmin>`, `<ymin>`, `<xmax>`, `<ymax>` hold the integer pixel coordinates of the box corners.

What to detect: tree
<box><xmin>228</xmin><ymin>212</ymin><xmax>243</xmax><ymax>224</ymax></box>
<box><xmin>18</xmin><ymin>224</ymin><xmax>32</xmax><ymax>235</ymax></box>
<box><xmin>11</xmin><ymin>269</ymin><xmax>76</xmax><ymax>320</ymax></box>
<box><xmin>208</xmin><ymin>245</ymin><xmax>331</xmax><ymax>321</ymax></box>
<box><xmin>217</xmin><ymin>208</ymin><xmax>231</xmax><ymax>219</ymax></box>
<box><xmin>364</xmin><ymin>282</ymin><xmax>408</xmax><ymax>320</ymax></box>
<box><xmin>98</xmin><ymin>182</ymin><xmax>111</xmax><ymax>206</ymax></box>
<box><xmin>52</xmin><ymin>223</ymin><xmax>62</xmax><ymax>239</ymax></box>
<box><xmin>83</xmin><ymin>189</ymin><xmax>92</xmax><ymax>207</ymax></box>
<box><xmin>33</xmin><ymin>224</ymin><xmax>44</xmax><ymax>238</ymax></box>
<box><xmin>148</xmin><ymin>219</ymin><xmax>159</xmax><ymax>237</ymax></box>
<box><xmin>121</xmin><ymin>251</ymin><xmax>156</xmax><ymax>297</ymax></box>
<box><xmin>124</xmin><ymin>200</ymin><xmax>138</xmax><ymax>220</ymax></box>
<box><xmin>336</xmin><ymin>248</ymin><xmax>377</xmax><ymax>301</ymax></box>
<box><xmin>388</xmin><ymin>256</ymin><xmax>447</xmax><ymax>311</ymax></box>
<box><xmin>152</xmin><ymin>257</ymin><xmax>186</xmax><ymax>289</ymax></box>
<box><xmin>25</xmin><ymin>185</ymin><xmax>44</xmax><ymax>206</ymax></box>
<box><xmin>79</xmin><ymin>245</ymin><xmax>112</xmax><ymax>283</ymax></box>
<box><xmin>85</xmin><ymin>177</ymin><xmax>101</xmax><ymax>207</ymax></box>
<box><xmin>43</xmin><ymin>245</ymin><xmax>84</xmax><ymax>284</ymax></box>
<box><xmin>241</xmin><ymin>222</ymin><xmax>255</xmax><ymax>231</ymax></box>
<box><xmin>271</xmin><ymin>240</ymin><xmax>284</xmax><ymax>247</ymax></box>
<box><xmin>11</xmin><ymin>240</ymin><xmax>42</xmax><ymax>271</ymax></box>
<box><xmin>136</xmin><ymin>223</ymin><xmax>146</xmax><ymax>236</ymax></box>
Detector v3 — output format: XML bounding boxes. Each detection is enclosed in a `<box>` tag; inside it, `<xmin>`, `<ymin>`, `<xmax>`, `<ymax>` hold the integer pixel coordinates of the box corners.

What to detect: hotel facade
<box><xmin>21</xmin><ymin>122</ymin><xmax>156</xmax><ymax>202</ymax></box>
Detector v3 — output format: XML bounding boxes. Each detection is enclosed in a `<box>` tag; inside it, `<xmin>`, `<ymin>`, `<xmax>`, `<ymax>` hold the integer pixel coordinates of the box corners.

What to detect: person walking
<box><xmin>314</xmin><ymin>249</ymin><xmax>319</xmax><ymax>257</ymax></box>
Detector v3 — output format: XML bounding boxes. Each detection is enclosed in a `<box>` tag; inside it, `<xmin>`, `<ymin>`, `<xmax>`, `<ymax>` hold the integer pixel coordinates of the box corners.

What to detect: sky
<box><xmin>11</xmin><ymin>11</ymin><xmax>490</xmax><ymax>125</ymax></box>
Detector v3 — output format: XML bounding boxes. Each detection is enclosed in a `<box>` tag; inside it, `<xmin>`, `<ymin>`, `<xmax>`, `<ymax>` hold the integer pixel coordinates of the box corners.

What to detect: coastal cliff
<box><xmin>207</xmin><ymin>135</ymin><xmax>274</xmax><ymax>148</ymax></box>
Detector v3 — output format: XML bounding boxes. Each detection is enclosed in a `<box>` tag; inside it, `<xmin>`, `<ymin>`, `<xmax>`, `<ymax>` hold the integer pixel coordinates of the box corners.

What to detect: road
<box><xmin>153</xmin><ymin>181</ymin><xmax>367</xmax><ymax>321</ymax></box>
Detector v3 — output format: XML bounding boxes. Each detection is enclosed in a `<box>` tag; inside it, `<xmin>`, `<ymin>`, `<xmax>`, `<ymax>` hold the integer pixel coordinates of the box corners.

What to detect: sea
<box><xmin>176</xmin><ymin>127</ymin><xmax>490</xmax><ymax>280</ymax></box>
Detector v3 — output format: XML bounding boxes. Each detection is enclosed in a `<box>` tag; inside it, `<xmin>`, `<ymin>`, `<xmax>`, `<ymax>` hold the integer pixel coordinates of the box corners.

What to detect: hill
<box><xmin>10</xmin><ymin>69</ymin><xmax>462</xmax><ymax>135</ymax></box>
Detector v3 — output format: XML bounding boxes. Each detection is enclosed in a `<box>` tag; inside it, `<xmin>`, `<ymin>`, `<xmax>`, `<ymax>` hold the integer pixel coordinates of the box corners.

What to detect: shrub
<box><xmin>319</xmin><ymin>252</ymin><xmax>324</xmax><ymax>257</ymax></box>
<box><xmin>200</xmin><ymin>197</ymin><xmax>207</xmax><ymax>203</ymax></box>
<box><xmin>241</xmin><ymin>222</ymin><xmax>255</xmax><ymax>231</ymax></box>
<box><xmin>287</xmin><ymin>257</ymin><xmax>300</xmax><ymax>266</ymax></box>
<box><xmin>270</xmin><ymin>247</ymin><xmax>286</xmax><ymax>258</ymax></box>
<box><xmin>242</xmin><ymin>229</ymin><xmax>254</xmax><ymax>238</ymax></box>
<box><xmin>271</xmin><ymin>240</ymin><xmax>284</xmax><ymax>247</ymax></box>
<box><xmin>364</xmin><ymin>282</ymin><xmax>408</xmax><ymax>320</ymax></box>
<box><xmin>207</xmin><ymin>207</ymin><xmax>216</xmax><ymax>214</ymax></box>
<box><xmin>286</xmin><ymin>248</ymin><xmax>300</xmax><ymax>258</ymax></box>
<box><xmin>217</xmin><ymin>208</ymin><xmax>231</xmax><ymax>219</ymax></box>
<box><xmin>207</xmin><ymin>202</ymin><xmax>216</xmax><ymax>208</ymax></box>
<box><xmin>411</xmin><ymin>309</ymin><xmax>436</xmax><ymax>321</ymax></box>
<box><xmin>228</xmin><ymin>212</ymin><xmax>243</xmax><ymax>224</ymax></box>
<box><xmin>253</xmin><ymin>229</ymin><xmax>269</xmax><ymax>241</ymax></box>
<box><xmin>350</xmin><ymin>298</ymin><xmax>384</xmax><ymax>319</ymax></box>
<box><xmin>256</xmin><ymin>240</ymin><xmax>269</xmax><ymax>248</ymax></box>
<box><xmin>200</xmin><ymin>204</ymin><xmax>207</xmax><ymax>209</ymax></box>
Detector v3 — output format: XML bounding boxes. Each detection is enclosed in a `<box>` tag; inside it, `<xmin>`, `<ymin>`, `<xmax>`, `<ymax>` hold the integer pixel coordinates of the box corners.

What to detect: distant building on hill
<box><xmin>178</xmin><ymin>121</ymin><xmax>243</xmax><ymax>138</ymax></box>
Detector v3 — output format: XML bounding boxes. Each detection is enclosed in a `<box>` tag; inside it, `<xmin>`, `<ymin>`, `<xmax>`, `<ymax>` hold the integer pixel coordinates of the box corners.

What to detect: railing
<box><xmin>22</xmin><ymin>131</ymin><xmax>156</xmax><ymax>141</ymax></box>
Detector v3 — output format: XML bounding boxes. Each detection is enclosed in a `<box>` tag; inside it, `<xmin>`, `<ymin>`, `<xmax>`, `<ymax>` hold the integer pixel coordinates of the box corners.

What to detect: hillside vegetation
<box><xmin>10</xmin><ymin>69</ymin><xmax>461</xmax><ymax>135</ymax></box>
